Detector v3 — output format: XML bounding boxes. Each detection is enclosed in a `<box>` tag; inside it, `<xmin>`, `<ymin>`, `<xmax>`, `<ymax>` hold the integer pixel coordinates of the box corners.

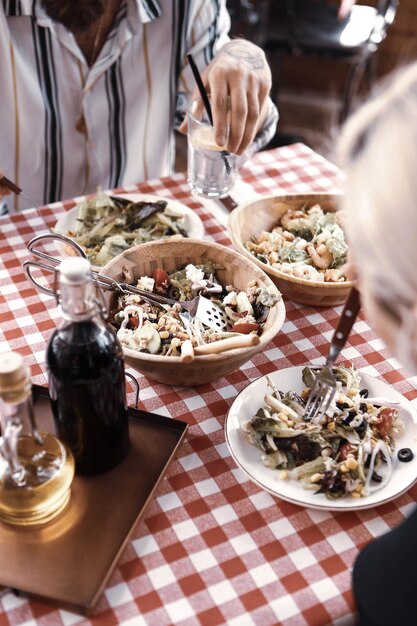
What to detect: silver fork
<box><xmin>304</xmin><ymin>287</ymin><xmax>361</xmax><ymax>423</ymax></box>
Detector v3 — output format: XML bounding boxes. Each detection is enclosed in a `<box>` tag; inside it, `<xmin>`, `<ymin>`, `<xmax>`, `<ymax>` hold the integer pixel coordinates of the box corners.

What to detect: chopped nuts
<box><xmin>310</xmin><ymin>473</ymin><xmax>323</xmax><ymax>483</ymax></box>
<box><xmin>340</xmin><ymin>464</ymin><xmax>349</xmax><ymax>473</ymax></box>
<box><xmin>345</xmin><ymin>457</ymin><xmax>358</xmax><ymax>471</ymax></box>
<box><xmin>321</xmin><ymin>448</ymin><xmax>333</xmax><ymax>458</ymax></box>
<box><xmin>327</xmin><ymin>421</ymin><xmax>336</xmax><ymax>431</ymax></box>
<box><xmin>301</xmin><ymin>388</ymin><xmax>311</xmax><ymax>400</ymax></box>
<box><xmin>159</xmin><ymin>330</ymin><xmax>170</xmax><ymax>339</ymax></box>
<box><xmin>279</xmin><ymin>470</ymin><xmax>289</xmax><ymax>480</ymax></box>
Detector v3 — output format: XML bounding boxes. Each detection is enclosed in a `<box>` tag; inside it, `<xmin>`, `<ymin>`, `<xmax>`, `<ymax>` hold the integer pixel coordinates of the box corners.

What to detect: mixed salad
<box><xmin>110</xmin><ymin>263</ymin><xmax>280</xmax><ymax>357</ymax></box>
<box><xmin>62</xmin><ymin>191</ymin><xmax>189</xmax><ymax>266</ymax></box>
<box><xmin>245</xmin><ymin>204</ymin><xmax>348</xmax><ymax>282</ymax></box>
<box><xmin>243</xmin><ymin>366</ymin><xmax>406</xmax><ymax>499</ymax></box>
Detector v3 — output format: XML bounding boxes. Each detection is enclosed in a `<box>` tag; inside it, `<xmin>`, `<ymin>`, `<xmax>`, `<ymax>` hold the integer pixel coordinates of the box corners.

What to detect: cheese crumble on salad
<box><xmin>244</xmin><ymin>366</ymin><xmax>405</xmax><ymax>499</ymax></box>
<box><xmin>110</xmin><ymin>263</ymin><xmax>280</xmax><ymax>357</ymax></box>
<box><xmin>244</xmin><ymin>204</ymin><xmax>348</xmax><ymax>282</ymax></box>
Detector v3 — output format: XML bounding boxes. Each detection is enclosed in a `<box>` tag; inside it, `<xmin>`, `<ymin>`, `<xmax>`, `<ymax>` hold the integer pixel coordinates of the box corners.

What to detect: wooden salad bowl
<box><xmin>102</xmin><ymin>239</ymin><xmax>286</xmax><ymax>386</ymax></box>
<box><xmin>228</xmin><ymin>193</ymin><xmax>351</xmax><ymax>307</ymax></box>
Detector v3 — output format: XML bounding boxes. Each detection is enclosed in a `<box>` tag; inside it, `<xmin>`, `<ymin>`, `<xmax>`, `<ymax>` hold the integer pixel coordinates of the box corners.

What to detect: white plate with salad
<box><xmin>225</xmin><ymin>365</ymin><xmax>417</xmax><ymax>511</ymax></box>
<box><xmin>53</xmin><ymin>192</ymin><xmax>205</xmax><ymax>266</ymax></box>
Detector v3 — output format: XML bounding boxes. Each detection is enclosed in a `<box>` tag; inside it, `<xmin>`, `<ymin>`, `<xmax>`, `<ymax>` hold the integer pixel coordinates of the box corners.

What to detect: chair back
<box><xmin>369</xmin><ymin>0</ymin><xmax>399</xmax><ymax>52</ymax></box>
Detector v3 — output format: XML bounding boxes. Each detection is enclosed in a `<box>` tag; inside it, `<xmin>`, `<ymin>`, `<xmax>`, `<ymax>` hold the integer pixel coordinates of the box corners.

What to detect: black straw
<box><xmin>186</xmin><ymin>53</ymin><xmax>231</xmax><ymax>175</ymax></box>
<box><xmin>187</xmin><ymin>54</ymin><xmax>214</xmax><ymax>125</ymax></box>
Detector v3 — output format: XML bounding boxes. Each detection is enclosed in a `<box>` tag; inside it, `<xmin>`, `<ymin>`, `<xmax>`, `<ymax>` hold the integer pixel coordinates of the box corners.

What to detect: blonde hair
<box><xmin>338</xmin><ymin>61</ymin><xmax>417</xmax><ymax>308</ymax></box>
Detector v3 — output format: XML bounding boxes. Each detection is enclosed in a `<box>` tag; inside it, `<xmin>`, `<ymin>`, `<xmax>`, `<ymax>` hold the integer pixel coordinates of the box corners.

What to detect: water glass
<box><xmin>187</xmin><ymin>99</ymin><xmax>237</xmax><ymax>199</ymax></box>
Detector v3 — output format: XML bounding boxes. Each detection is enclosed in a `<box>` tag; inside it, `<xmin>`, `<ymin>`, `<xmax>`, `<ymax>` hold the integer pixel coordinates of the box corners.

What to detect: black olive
<box><xmin>359</xmin><ymin>389</ymin><xmax>369</xmax><ymax>398</ymax></box>
<box><xmin>253</xmin><ymin>303</ymin><xmax>269</xmax><ymax>324</ymax></box>
<box><xmin>342</xmin><ymin>410</ymin><xmax>357</xmax><ymax>426</ymax></box>
<box><xmin>139</xmin><ymin>348</ymin><xmax>150</xmax><ymax>353</ymax></box>
<box><xmin>167</xmin><ymin>285</ymin><xmax>180</xmax><ymax>300</ymax></box>
<box><xmin>397</xmin><ymin>448</ymin><xmax>414</xmax><ymax>463</ymax></box>
<box><xmin>371</xmin><ymin>471</ymin><xmax>383</xmax><ymax>483</ymax></box>
<box><xmin>353</xmin><ymin>415</ymin><xmax>367</xmax><ymax>433</ymax></box>
<box><xmin>337</xmin><ymin>402</ymin><xmax>351</xmax><ymax>410</ymax></box>
<box><xmin>359</xmin><ymin>403</ymin><xmax>368</xmax><ymax>413</ymax></box>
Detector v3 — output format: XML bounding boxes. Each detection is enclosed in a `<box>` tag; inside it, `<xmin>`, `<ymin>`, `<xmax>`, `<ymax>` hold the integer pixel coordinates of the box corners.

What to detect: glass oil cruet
<box><xmin>0</xmin><ymin>351</ymin><xmax>75</xmax><ymax>526</ymax></box>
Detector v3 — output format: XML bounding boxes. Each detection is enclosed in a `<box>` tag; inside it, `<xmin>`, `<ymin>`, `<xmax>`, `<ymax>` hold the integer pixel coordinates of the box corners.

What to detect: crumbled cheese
<box><xmin>117</xmin><ymin>327</ymin><xmax>134</xmax><ymax>348</ymax></box>
<box><xmin>223</xmin><ymin>291</ymin><xmax>237</xmax><ymax>306</ymax></box>
<box><xmin>136</xmin><ymin>276</ymin><xmax>155</xmax><ymax>292</ymax></box>
<box><xmin>185</xmin><ymin>264</ymin><xmax>205</xmax><ymax>283</ymax></box>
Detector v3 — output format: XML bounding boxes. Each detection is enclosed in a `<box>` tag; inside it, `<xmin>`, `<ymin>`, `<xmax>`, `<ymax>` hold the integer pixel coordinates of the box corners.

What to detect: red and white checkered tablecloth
<box><xmin>1</xmin><ymin>143</ymin><xmax>417</xmax><ymax>626</ymax></box>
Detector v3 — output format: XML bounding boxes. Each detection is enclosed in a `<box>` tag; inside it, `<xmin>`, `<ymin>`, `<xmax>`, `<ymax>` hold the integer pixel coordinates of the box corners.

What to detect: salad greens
<box><xmin>245</xmin><ymin>204</ymin><xmax>348</xmax><ymax>283</ymax></box>
<box><xmin>62</xmin><ymin>191</ymin><xmax>188</xmax><ymax>266</ymax></box>
<box><xmin>244</xmin><ymin>366</ymin><xmax>404</xmax><ymax>499</ymax></box>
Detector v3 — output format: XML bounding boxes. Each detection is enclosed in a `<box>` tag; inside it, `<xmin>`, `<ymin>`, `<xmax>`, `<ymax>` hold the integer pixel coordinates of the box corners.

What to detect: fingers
<box><xmin>209</xmin><ymin>74</ymin><xmax>262</xmax><ymax>155</ymax></box>
<box><xmin>178</xmin><ymin>118</ymin><xmax>188</xmax><ymax>134</ymax></box>
<box><xmin>210</xmin><ymin>81</ymin><xmax>229</xmax><ymax>148</ymax></box>
<box><xmin>188</xmin><ymin>42</ymin><xmax>272</xmax><ymax>155</ymax></box>
<box><xmin>338</xmin><ymin>0</ymin><xmax>355</xmax><ymax>20</ymax></box>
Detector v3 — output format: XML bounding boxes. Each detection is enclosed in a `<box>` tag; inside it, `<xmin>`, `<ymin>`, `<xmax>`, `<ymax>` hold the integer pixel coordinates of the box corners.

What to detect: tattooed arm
<box><xmin>179</xmin><ymin>39</ymin><xmax>273</xmax><ymax>156</ymax></box>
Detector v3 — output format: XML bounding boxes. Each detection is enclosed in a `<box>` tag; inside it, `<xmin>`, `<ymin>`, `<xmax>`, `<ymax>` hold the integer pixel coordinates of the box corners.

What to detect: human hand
<box><xmin>338</xmin><ymin>0</ymin><xmax>356</xmax><ymax>20</ymax></box>
<box><xmin>179</xmin><ymin>39</ymin><xmax>271</xmax><ymax>156</ymax></box>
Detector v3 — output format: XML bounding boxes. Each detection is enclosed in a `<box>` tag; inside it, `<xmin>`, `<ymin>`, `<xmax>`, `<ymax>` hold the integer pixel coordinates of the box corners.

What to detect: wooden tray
<box><xmin>0</xmin><ymin>385</ymin><xmax>188</xmax><ymax>614</ymax></box>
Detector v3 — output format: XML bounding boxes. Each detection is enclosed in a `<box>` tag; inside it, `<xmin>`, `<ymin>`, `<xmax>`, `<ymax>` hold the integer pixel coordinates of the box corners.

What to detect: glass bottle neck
<box><xmin>0</xmin><ymin>384</ymin><xmax>36</xmax><ymax>435</ymax></box>
<box><xmin>60</xmin><ymin>277</ymin><xmax>101</xmax><ymax>322</ymax></box>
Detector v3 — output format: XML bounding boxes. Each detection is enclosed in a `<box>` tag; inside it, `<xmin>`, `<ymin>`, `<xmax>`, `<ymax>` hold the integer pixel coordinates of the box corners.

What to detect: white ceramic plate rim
<box><xmin>225</xmin><ymin>366</ymin><xmax>417</xmax><ymax>511</ymax></box>
<box><xmin>53</xmin><ymin>192</ymin><xmax>205</xmax><ymax>242</ymax></box>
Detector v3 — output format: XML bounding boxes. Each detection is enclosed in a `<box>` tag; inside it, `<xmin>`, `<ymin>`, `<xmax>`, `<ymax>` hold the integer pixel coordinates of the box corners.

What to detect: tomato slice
<box><xmin>129</xmin><ymin>315</ymin><xmax>139</xmax><ymax>329</ymax></box>
<box><xmin>338</xmin><ymin>443</ymin><xmax>355</xmax><ymax>461</ymax></box>
<box><xmin>233</xmin><ymin>322</ymin><xmax>259</xmax><ymax>334</ymax></box>
<box><xmin>376</xmin><ymin>407</ymin><xmax>396</xmax><ymax>437</ymax></box>
<box><xmin>152</xmin><ymin>268</ymin><xmax>170</xmax><ymax>288</ymax></box>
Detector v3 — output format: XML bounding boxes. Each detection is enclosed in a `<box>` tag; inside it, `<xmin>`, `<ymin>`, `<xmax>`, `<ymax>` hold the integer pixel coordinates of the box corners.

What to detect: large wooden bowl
<box><xmin>228</xmin><ymin>193</ymin><xmax>351</xmax><ymax>307</ymax></box>
<box><xmin>102</xmin><ymin>239</ymin><xmax>286</xmax><ymax>386</ymax></box>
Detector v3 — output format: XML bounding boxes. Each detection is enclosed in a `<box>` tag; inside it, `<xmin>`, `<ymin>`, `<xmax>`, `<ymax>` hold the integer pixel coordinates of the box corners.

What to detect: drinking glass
<box><xmin>187</xmin><ymin>98</ymin><xmax>237</xmax><ymax>199</ymax></box>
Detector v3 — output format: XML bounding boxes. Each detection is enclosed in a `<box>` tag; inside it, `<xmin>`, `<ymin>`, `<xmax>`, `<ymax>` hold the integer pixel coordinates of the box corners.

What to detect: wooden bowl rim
<box><xmin>103</xmin><ymin>238</ymin><xmax>286</xmax><ymax>363</ymax></box>
<box><xmin>228</xmin><ymin>192</ymin><xmax>352</xmax><ymax>291</ymax></box>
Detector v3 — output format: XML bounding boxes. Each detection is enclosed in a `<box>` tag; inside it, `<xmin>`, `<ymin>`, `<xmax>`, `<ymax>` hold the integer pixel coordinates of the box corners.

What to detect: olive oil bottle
<box><xmin>0</xmin><ymin>352</ymin><xmax>74</xmax><ymax>526</ymax></box>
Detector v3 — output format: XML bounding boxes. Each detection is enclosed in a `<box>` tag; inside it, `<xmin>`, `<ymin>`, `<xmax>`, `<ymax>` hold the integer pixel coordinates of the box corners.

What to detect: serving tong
<box><xmin>23</xmin><ymin>233</ymin><xmax>229</xmax><ymax>331</ymax></box>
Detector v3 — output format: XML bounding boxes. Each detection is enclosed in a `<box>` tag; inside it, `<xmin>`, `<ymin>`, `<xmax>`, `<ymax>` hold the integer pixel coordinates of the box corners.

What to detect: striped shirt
<box><xmin>0</xmin><ymin>0</ymin><xmax>278</xmax><ymax>211</ymax></box>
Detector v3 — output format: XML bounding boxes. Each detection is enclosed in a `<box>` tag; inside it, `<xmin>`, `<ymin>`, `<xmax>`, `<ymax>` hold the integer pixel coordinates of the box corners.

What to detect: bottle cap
<box><xmin>59</xmin><ymin>257</ymin><xmax>91</xmax><ymax>285</ymax></box>
<box><xmin>0</xmin><ymin>352</ymin><xmax>31</xmax><ymax>401</ymax></box>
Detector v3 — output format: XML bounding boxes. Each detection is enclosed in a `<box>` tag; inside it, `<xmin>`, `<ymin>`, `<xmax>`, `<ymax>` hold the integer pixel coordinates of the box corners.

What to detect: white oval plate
<box><xmin>53</xmin><ymin>192</ymin><xmax>205</xmax><ymax>250</ymax></box>
<box><xmin>225</xmin><ymin>366</ymin><xmax>417</xmax><ymax>511</ymax></box>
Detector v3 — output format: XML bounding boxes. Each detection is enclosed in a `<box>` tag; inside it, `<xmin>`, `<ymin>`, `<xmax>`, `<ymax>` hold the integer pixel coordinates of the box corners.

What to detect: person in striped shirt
<box><xmin>0</xmin><ymin>0</ymin><xmax>278</xmax><ymax>211</ymax></box>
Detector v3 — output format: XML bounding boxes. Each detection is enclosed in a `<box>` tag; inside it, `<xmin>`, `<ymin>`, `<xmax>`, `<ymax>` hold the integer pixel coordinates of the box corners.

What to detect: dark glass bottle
<box><xmin>46</xmin><ymin>258</ymin><xmax>129</xmax><ymax>475</ymax></box>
